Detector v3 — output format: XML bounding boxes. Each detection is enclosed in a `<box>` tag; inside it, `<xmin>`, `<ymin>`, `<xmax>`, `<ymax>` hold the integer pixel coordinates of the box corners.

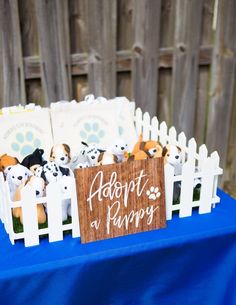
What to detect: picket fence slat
<box><xmin>46</xmin><ymin>182</ymin><xmax>63</xmax><ymax>243</ymax></box>
<box><xmin>179</xmin><ymin>160</ymin><xmax>195</xmax><ymax>217</ymax></box>
<box><xmin>198</xmin><ymin>144</ymin><xmax>208</xmax><ymax>170</ymax></box>
<box><xmin>143</xmin><ymin>112</ymin><xmax>151</xmax><ymax>140</ymax></box>
<box><xmin>168</xmin><ymin>126</ymin><xmax>177</xmax><ymax>145</ymax></box>
<box><xmin>21</xmin><ymin>186</ymin><xmax>39</xmax><ymax>247</ymax></box>
<box><xmin>134</xmin><ymin>108</ymin><xmax>143</xmax><ymax>136</ymax></box>
<box><xmin>159</xmin><ymin>121</ymin><xmax>168</xmax><ymax>146</ymax></box>
<box><xmin>150</xmin><ymin>116</ymin><xmax>159</xmax><ymax>141</ymax></box>
<box><xmin>70</xmin><ymin>178</ymin><xmax>80</xmax><ymax>238</ymax></box>
<box><xmin>164</xmin><ymin>164</ymin><xmax>175</xmax><ymax>220</ymax></box>
<box><xmin>0</xmin><ymin>173</ymin><xmax>4</xmax><ymax>221</ymax></box>
<box><xmin>199</xmin><ymin>157</ymin><xmax>215</xmax><ymax>214</ymax></box>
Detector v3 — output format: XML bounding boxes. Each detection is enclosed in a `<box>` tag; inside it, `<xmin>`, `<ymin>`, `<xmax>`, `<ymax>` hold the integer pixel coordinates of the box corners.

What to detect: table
<box><xmin>0</xmin><ymin>189</ymin><xmax>236</xmax><ymax>305</ymax></box>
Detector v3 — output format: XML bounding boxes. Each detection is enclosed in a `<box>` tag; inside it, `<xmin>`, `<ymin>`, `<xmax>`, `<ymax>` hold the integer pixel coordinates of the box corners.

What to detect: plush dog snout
<box><xmin>53</xmin><ymin>173</ymin><xmax>58</xmax><ymax>177</ymax></box>
<box><xmin>91</xmin><ymin>156</ymin><xmax>95</xmax><ymax>159</ymax></box>
<box><xmin>36</xmin><ymin>190</ymin><xmax>40</xmax><ymax>196</ymax></box>
<box><xmin>60</xmin><ymin>157</ymin><xmax>65</xmax><ymax>161</ymax></box>
<box><xmin>18</xmin><ymin>176</ymin><xmax>23</xmax><ymax>180</ymax></box>
<box><xmin>175</xmin><ymin>156</ymin><xmax>179</xmax><ymax>159</ymax></box>
<box><xmin>64</xmin><ymin>186</ymin><xmax>67</xmax><ymax>190</ymax></box>
<box><xmin>121</xmin><ymin>147</ymin><xmax>125</xmax><ymax>150</ymax></box>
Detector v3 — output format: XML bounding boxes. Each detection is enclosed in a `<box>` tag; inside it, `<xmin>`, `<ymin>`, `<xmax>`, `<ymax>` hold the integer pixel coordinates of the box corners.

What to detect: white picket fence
<box><xmin>134</xmin><ymin>108</ymin><xmax>223</xmax><ymax>220</ymax></box>
<box><xmin>0</xmin><ymin>107</ymin><xmax>223</xmax><ymax>247</ymax></box>
<box><xmin>0</xmin><ymin>173</ymin><xmax>80</xmax><ymax>247</ymax></box>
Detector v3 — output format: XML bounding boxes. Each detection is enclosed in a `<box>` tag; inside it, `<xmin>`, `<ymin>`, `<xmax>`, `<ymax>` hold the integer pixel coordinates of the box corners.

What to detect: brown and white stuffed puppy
<box><xmin>50</xmin><ymin>144</ymin><xmax>72</xmax><ymax>176</ymax></box>
<box><xmin>13</xmin><ymin>176</ymin><xmax>46</xmax><ymax>224</ymax></box>
<box><xmin>97</xmin><ymin>151</ymin><xmax>119</xmax><ymax>166</ymax></box>
<box><xmin>162</xmin><ymin>144</ymin><xmax>182</xmax><ymax>175</ymax></box>
<box><xmin>50</xmin><ymin>144</ymin><xmax>71</xmax><ymax>166</ymax></box>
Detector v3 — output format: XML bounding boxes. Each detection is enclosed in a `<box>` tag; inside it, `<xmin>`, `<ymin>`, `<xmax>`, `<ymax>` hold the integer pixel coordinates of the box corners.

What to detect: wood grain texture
<box><xmin>75</xmin><ymin>158</ymin><xmax>166</xmax><ymax>243</ymax></box>
<box><xmin>206</xmin><ymin>0</ymin><xmax>236</xmax><ymax>177</ymax></box>
<box><xmin>132</xmin><ymin>0</ymin><xmax>161</xmax><ymax>116</ymax></box>
<box><xmin>171</xmin><ymin>0</ymin><xmax>203</xmax><ymax>138</ymax></box>
<box><xmin>18</xmin><ymin>0</ymin><xmax>39</xmax><ymax>56</ymax></box>
<box><xmin>117</xmin><ymin>0</ymin><xmax>133</xmax><ymax>51</ymax></box>
<box><xmin>87</xmin><ymin>0</ymin><xmax>117</xmax><ymax>98</ymax></box>
<box><xmin>194</xmin><ymin>0</ymin><xmax>214</xmax><ymax>145</ymax></box>
<box><xmin>69</xmin><ymin>0</ymin><xmax>88</xmax><ymax>53</ymax></box>
<box><xmin>0</xmin><ymin>0</ymin><xmax>26</xmax><ymax>106</ymax></box>
<box><xmin>35</xmin><ymin>0</ymin><xmax>72</xmax><ymax>104</ymax></box>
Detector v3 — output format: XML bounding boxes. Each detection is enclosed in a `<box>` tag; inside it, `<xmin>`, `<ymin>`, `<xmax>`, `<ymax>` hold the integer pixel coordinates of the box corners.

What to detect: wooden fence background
<box><xmin>0</xmin><ymin>0</ymin><xmax>236</xmax><ymax>197</ymax></box>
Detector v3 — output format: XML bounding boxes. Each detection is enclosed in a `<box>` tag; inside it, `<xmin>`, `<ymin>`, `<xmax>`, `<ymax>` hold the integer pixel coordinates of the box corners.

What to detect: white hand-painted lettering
<box><xmin>87</xmin><ymin>170</ymin><xmax>149</xmax><ymax>211</ymax></box>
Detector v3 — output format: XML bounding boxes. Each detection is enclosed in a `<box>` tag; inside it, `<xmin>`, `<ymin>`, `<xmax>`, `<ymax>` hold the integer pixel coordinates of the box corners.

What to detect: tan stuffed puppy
<box><xmin>128</xmin><ymin>150</ymin><xmax>149</xmax><ymax>161</ymax></box>
<box><xmin>0</xmin><ymin>154</ymin><xmax>19</xmax><ymax>176</ymax></box>
<box><xmin>13</xmin><ymin>176</ymin><xmax>46</xmax><ymax>224</ymax></box>
<box><xmin>130</xmin><ymin>133</ymin><xmax>163</xmax><ymax>160</ymax></box>
<box><xmin>97</xmin><ymin>151</ymin><xmax>119</xmax><ymax>166</ymax></box>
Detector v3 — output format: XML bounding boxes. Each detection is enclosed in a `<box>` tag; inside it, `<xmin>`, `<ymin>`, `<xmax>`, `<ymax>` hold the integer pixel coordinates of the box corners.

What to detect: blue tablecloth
<box><xmin>0</xmin><ymin>189</ymin><xmax>236</xmax><ymax>305</ymax></box>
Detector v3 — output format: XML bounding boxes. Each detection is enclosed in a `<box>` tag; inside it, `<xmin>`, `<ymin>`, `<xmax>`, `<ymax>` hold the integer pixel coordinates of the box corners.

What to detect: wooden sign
<box><xmin>75</xmin><ymin>158</ymin><xmax>166</xmax><ymax>243</ymax></box>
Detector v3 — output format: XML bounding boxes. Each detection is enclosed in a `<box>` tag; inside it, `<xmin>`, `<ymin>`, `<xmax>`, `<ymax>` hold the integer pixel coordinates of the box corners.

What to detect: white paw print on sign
<box><xmin>146</xmin><ymin>186</ymin><xmax>161</xmax><ymax>200</ymax></box>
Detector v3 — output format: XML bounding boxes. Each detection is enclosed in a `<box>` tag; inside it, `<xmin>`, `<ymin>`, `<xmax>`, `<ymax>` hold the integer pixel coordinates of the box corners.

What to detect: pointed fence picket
<box><xmin>21</xmin><ymin>186</ymin><xmax>40</xmax><ymax>247</ymax></box>
<box><xmin>143</xmin><ymin>112</ymin><xmax>151</xmax><ymax>140</ymax></box>
<box><xmin>150</xmin><ymin>117</ymin><xmax>159</xmax><ymax>141</ymax></box>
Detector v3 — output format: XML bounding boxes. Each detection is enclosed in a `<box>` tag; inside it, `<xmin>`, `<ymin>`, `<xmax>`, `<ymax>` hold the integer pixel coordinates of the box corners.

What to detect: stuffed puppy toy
<box><xmin>6</xmin><ymin>164</ymin><xmax>32</xmax><ymax>200</ymax></box>
<box><xmin>109</xmin><ymin>138</ymin><xmax>129</xmax><ymax>162</ymax></box>
<box><xmin>131</xmin><ymin>134</ymin><xmax>163</xmax><ymax>160</ymax></box>
<box><xmin>162</xmin><ymin>144</ymin><xmax>182</xmax><ymax>175</ymax></box>
<box><xmin>81</xmin><ymin>142</ymin><xmax>105</xmax><ymax>167</ymax></box>
<box><xmin>21</xmin><ymin>148</ymin><xmax>45</xmax><ymax>175</ymax></box>
<box><xmin>50</xmin><ymin>144</ymin><xmax>73</xmax><ymax>176</ymax></box>
<box><xmin>97</xmin><ymin>151</ymin><xmax>119</xmax><ymax>166</ymax></box>
<box><xmin>38</xmin><ymin>161</ymin><xmax>63</xmax><ymax>184</ymax></box>
<box><xmin>162</xmin><ymin>144</ymin><xmax>201</xmax><ymax>182</ymax></box>
<box><xmin>0</xmin><ymin>154</ymin><xmax>19</xmax><ymax>177</ymax></box>
<box><xmin>50</xmin><ymin>144</ymin><xmax>71</xmax><ymax>166</ymax></box>
<box><xmin>13</xmin><ymin>176</ymin><xmax>46</xmax><ymax>224</ymax></box>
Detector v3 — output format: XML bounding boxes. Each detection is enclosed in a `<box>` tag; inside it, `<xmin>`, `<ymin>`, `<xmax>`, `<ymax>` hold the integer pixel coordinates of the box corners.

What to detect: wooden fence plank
<box><xmin>132</xmin><ymin>0</ymin><xmax>161</xmax><ymax>117</ymax></box>
<box><xmin>206</xmin><ymin>0</ymin><xmax>236</xmax><ymax>180</ymax></box>
<box><xmin>69</xmin><ymin>0</ymin><xmax>88</xmax><ymax>54</ymax></box>
<box><xmin>87</xmin><ymin>0</ymin><xmax>117</xmax><ymax>98</ymax></box>
<box><xmin>35</xmin><ymin>0</ymin><xmax>72</xmax><ymax>104</ymax></box>
<box><xmin>0</xmin><ymin>0</ymin><xmax>26</xmax><ymax>107</ymax></box>
<box><xmin>18</xmin><ymin>0</ymin><xmax>39</xmax><ymax>57</ymax></box>
<box><xmin>171</xmin><ymin>0</ymin><xmax>203</xmax><ymax>138</ymax></box>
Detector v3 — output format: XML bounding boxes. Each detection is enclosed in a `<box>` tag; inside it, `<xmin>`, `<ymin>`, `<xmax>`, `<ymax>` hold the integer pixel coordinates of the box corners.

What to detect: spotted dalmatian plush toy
<box><xmin>37</xmin><ymin>161</ymin><xmax>63</xmax><ymax>184</ymax></box>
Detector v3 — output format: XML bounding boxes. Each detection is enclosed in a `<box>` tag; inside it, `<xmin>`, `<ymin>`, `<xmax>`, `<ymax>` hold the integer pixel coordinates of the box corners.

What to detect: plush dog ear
<box><xmin>49</xmin><ymin>147</ymin><xmax>54</xmax><ymax>160</ymax></box>
<box><xmin>42</xmin><ymin>160</ymin><xmax>48</xmax><ymax>166</ymax></box>
<box><xmin>97</xmin><ymin>152</ymin><xmax>104</xmax><ymax>163</ymax></box>
<box><xmin>21</xmin><ymin>156</ymin><xmax>30</xmax><ymax>168</ymax></box>
<box><xmin>41</xmin><ymin>170</ymin><xmax>46</xmax><ymax>182</ymax></box>
<box><xmin>114</xmin><ymin>155</ymin><xmax>119</xmax><ymax>163</ymax></box>
<box><xmin>162</xmin><ymin>146</ymin><xmax>168</xmax><ymax>157</ymax></box>
<box><xmin>98</xmin><ymin>149</ymin><xmax>106</xmax><ymax>153</ymax></box>
<box><xmin>177</xmin><ymin>146</ymin><xmax>182</xmax><ymax>153</ymax></box>
<box><xmin>63</xmin><ymin>144</ymin><xmax>71</xmax><ymax>154</ymax></box>
<box><xmin>59</xmin><ymin>166</ymin><xmax>70</xmax><ymax>176</ymax></box>
<box><xmin>81</xmin><ymin>141</ymin><xmax>88</xmax><ymax>147</ymax></box>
